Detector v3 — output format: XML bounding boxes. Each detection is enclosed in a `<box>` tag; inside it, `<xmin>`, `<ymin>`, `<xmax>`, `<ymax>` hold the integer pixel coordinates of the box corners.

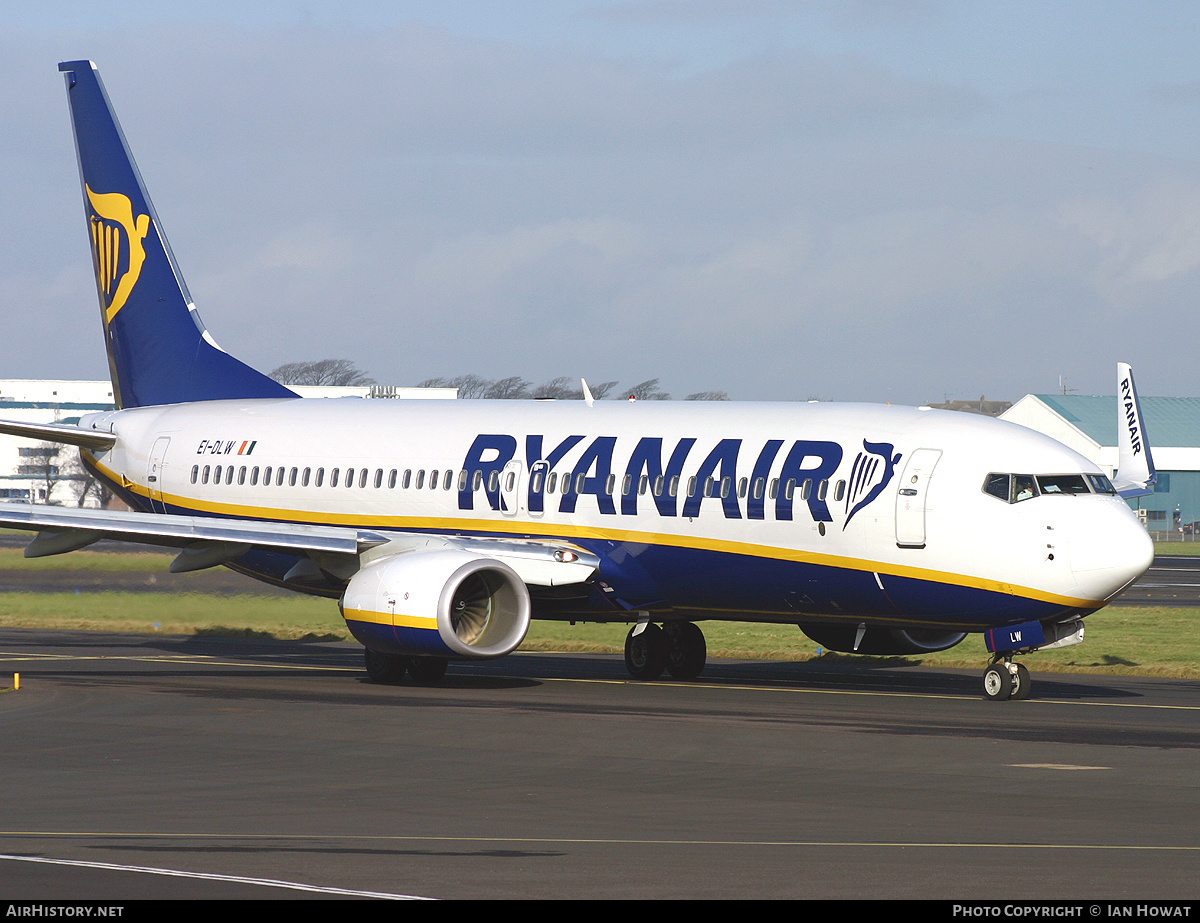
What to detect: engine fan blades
<box><xmin>450</xmin><ymin>571</ymin><xmax>497</xmax><ymax>645</ymax></box>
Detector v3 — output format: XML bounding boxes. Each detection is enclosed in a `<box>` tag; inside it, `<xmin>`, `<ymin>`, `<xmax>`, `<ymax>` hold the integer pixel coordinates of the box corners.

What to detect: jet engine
<box><xmin>340</xmin><ymin>549</ymin><xmax>531</xmax><ymax>659</ymax></box>
<box><xmin>799</xmin><ymin>624</ymin><xmax>967</xmax><ymax>655</ymax></box>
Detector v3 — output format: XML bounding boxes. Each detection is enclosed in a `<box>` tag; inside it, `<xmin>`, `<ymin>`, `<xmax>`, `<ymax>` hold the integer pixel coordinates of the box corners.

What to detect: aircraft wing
<box><xmin>1111</xmin><ymin>362</ymin><xmax>1157</xmax><ymax>499</ymax></box>
<box><xmin>0</xmin><ymin>502</ymin><xmax>599</xmax><ymax>585</ymax></box>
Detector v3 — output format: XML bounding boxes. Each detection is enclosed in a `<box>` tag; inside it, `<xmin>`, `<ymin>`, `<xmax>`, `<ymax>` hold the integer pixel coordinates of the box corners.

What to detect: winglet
<box><xmin>1112</xmin><ymin>362</ymin><xmax>1157</xmax><ymax>499</ymax></box>
<box><xmin>581</xmin><ymin>378</ymin><xmax>594</xmax><ymax>407</ymax></box>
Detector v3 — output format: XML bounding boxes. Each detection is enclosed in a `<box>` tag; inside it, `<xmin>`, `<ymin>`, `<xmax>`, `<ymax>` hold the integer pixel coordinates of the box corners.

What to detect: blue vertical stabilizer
<box><xmin>59</xmin><ymin>60</ymin><xmax>296</xmax><ymax>409</ymax></box>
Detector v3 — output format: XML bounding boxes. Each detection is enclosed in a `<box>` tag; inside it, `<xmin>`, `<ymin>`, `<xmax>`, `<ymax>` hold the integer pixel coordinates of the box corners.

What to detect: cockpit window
<box><xmin>984</xmin><ymin>473</ymin><xmax>1009</xmax><ymax>501</ymax></box>
<box><xmin>983</xmin><ymin>472</ymin><xmax>1110</xmax><ymax>503</ymax></box>
<box><xmin>1036</xmin><ymin>474</ymin><xmax>1089</xmax><ymax>495</ymax></box>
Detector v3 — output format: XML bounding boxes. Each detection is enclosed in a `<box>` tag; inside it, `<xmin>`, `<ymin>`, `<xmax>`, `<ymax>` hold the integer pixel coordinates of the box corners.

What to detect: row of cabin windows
<box><xmin>189</xmin><ymin>463</ymin><xmax>847</xmax><ymax>504</ymax></box>
<box><xmin>190</xmin><ymin>464</ymin><xmax>457</xmax><ymax>491</ymax></box>
<box><xmin>532</xmin><ymin>471</ymin><xmax>846</xmax><ymax>503</ymax></box>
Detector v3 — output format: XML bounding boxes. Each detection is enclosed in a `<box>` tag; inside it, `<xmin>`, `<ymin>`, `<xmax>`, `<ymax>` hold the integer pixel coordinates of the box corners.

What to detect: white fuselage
<box><xmin>77</xmin><ymin>397</ymin><xmax>1153</xmax><ymax>631</ymax></box>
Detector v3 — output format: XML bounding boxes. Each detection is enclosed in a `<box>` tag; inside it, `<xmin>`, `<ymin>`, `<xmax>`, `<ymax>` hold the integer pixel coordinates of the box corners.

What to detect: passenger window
<box><xmin>191</xmin><ymin>465</ymin><xmax>198</xmax><ymax>484</ymax></box>
<box><xmin>289</xmin><ymin>467</ymin><xmax>298</xmax><ymax>487</ymax></box>
<box><xmin>214</xmin><ymin>465</ymin><xmax>222</xmax><ymax>483</ymax></box>
<box><xmin>360</xmin><ymin>469</ymin><xmax>369</xmax><ymax>489</ymax></box>
<box><xmin>374</xmin><ymin>469</ymin><xmax>383</xmax><ymax>489</ymax></box>
<box><xmin>316</xmin><ymin>468</ymin><xmax>324</xmax><ymax>488</ymax></box>
<box><xmin>331</xmin><ymin>468</ymin><xmax>339</xmax><ymax>488</ymax></box>
<box><xmin>834</xmin><ymin>479</ymin><xmax>845</xmax><ymax>502</ymax></box>
<box><xmin>547</xmin><ymin>472</ymin><xmax>558</xmax><ymax>493</ymax></box>
<box><xmin>443</xmin><ymin>470</ymin><xmax>453</xmax><ymax>490</ymax></box>
<box><xmin>203</xmin><ymin>465</ymin><xmax>210</xmax><ymax>484</ymax></box>
<box><xmin>416</xmin><ymin>470</ymin><xmax>425</xmax><ymax>489</ymax></box>
<box><xmin>403</xmin><ymin>469</ymin><xmax>412</xmax><ymax>489</ymax></box>
<box><xmin>276</xmin><ymin>467</ymin><xmax>285</xmax><ymax>487</ymax></box>
<box><xmin>238</xmin><ymin>466</ymin><xmax>247</xmax><ymax>485</ymax></box>
<box><xmin>251</xmin><ymin>467</ymin><xmax>259</xmax><ymax>486</ymax></box>
<box><xmin>454</xmin><ymin>470</ymin><xmax>463</xmax><ymax>491</ymax></box>
<box><xmin>263</xmin><ymin>466</ymin><xmax>272</xmax><ymax>485</ymax></box>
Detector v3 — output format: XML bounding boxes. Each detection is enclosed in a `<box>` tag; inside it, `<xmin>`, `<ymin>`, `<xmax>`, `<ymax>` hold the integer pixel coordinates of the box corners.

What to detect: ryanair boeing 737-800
<box><xmin>0</xmin><ymin>61</ymin><xmax>1156</xmax><ymax>700</ymax></box>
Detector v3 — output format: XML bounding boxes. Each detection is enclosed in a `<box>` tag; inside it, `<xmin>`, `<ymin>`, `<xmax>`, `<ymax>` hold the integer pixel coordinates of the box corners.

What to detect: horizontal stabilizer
<box><xmin>0</xmin><ymin>418</ymin><xmax>116</xmax><ymax>450</ymax></box>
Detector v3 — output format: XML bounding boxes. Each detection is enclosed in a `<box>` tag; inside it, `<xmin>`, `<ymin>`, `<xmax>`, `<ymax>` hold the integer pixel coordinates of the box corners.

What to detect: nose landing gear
<box><xmin>982</xmin><ymin>658</ymin><xmax>1031</xmax><ymax>701</ymax></box>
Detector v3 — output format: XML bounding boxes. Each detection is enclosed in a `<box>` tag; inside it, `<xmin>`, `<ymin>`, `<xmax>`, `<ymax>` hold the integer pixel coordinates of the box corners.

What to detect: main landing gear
<box><xmin>363</xmin><ymin>648</ymin><xmax>449</xmax><ymax>686</ymax></box>
<box><xmin>624</xmin><ymin>621</ymin><xmax>707</xmax><ymax>680</ymax></box>
<box><xmin>982</xmin><ymin>657</ymin><xmax>1031</xmax><ymax>701</ymax></box>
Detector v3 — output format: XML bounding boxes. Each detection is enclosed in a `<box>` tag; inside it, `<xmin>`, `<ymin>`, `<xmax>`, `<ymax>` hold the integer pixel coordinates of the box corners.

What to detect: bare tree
<box><xmin>444</xmin><ymin>374</ymin><xmax>493</xmax><ymax>399</ymax></box>
<box><xmin>484</xmin><ymin>376</ymin><xmax>532</xmax><ymax>399</ymax></box>
<box><xmin>19</xmin><ymin>442</ymin><xmax>63</xmax><ymax>504</ymax></box>
<box><xmin>531</xmin><ymin>377</ymin><xmax>581</xmax><ymax>400</ymax></box>
<box><xmin>685</xmin><ymin>391</ymin><xmax>730</xmax><ymax>401</ymax></box>
<box><xmin>626</xmin><ymin>378</ymin><xmax>670</xmax><ymax>401</ymax></box>
<box><xmin>60</xmin><ymin>449</ymin><xmax>114</xmax><ymax>508</ymax></box>
<box><xmin>587</xmin><ymin>380</ymin><xmax>619</xmax><ymax>400</ymax></box>
<box><xmin>269</xmin><ymin>359</ymin><xmax>376</xmax><ymax>387</ymax></box>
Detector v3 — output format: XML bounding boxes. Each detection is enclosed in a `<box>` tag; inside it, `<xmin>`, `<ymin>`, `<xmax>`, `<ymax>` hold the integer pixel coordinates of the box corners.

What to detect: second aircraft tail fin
<box><xmin>59</xmin><ymin>60</ymin><xmax>295</xmax><ymax>409</ymax></box>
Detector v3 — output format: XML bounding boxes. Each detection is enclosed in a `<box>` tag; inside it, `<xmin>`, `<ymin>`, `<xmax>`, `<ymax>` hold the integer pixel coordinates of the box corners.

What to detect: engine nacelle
<box><xmin>340</xmin><ymin>549</ymin><xmax>531</xmax><ymax>660</ymax></box>
<box><xmin>799</xmin><ymin>624</ymin><xmax>967</xmax><ymax>655</ymax></box>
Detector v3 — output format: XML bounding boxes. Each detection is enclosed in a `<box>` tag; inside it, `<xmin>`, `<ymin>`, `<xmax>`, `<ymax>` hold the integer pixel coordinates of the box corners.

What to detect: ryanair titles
<box><xmin>458</xmin><ymin>433</ymin><xmax>899</xmax><ymax>524</ymax></box>
<box><xmin>1119</xmin><ymin>374</ymin><xmax>1143</xmax><ymax>455</ymax></box>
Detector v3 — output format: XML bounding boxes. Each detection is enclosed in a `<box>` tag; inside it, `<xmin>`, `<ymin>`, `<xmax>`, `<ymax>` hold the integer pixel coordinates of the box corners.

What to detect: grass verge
<box><xmin>0</xmin><ymin>590</ymin><xmax>1194</xmax><ymax>678</ymax></box>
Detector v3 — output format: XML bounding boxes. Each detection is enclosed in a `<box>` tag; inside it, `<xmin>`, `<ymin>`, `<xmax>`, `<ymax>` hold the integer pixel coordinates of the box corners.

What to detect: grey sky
<box><xmin>3</xmin><ymin>2</ymin><xmax>1200</xmax><ymax>403</ymax></box>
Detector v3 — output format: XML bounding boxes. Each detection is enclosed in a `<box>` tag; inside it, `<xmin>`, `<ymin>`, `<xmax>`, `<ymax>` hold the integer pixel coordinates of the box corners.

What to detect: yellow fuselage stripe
<box><xmin>87</xmin><ymin>454</ymin><xmax>1100</xmax><ymax>610</ymax></box>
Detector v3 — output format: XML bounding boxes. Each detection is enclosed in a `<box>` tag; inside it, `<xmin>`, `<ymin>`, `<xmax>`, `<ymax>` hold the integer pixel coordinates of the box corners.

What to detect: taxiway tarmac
<box><xmin>0</xmin><ymin>629</ymin><xmax>1196</xmax><ymax>900</ymax></box>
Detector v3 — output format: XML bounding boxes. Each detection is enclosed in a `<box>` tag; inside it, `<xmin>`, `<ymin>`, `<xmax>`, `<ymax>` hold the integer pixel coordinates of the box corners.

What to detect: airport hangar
<box><xmin>1002</xmin><ymin>393</ymin><xmax>1200</xmax><ymax>536</ymax></box>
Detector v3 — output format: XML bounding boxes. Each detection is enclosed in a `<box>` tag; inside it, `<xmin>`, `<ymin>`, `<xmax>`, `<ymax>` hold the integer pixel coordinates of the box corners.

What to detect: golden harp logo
<box><xmin>86</xmin><ymin>185</ymin><xmax>150</xmax><ymax>324</ymax></box>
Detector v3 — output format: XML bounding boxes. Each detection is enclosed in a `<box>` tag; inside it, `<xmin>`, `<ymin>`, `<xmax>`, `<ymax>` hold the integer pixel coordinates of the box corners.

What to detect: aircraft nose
<box><xmin>1068</xmin><ymin>500</ymin><xmax>1154</xmax><ymax>602</ymax></box>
